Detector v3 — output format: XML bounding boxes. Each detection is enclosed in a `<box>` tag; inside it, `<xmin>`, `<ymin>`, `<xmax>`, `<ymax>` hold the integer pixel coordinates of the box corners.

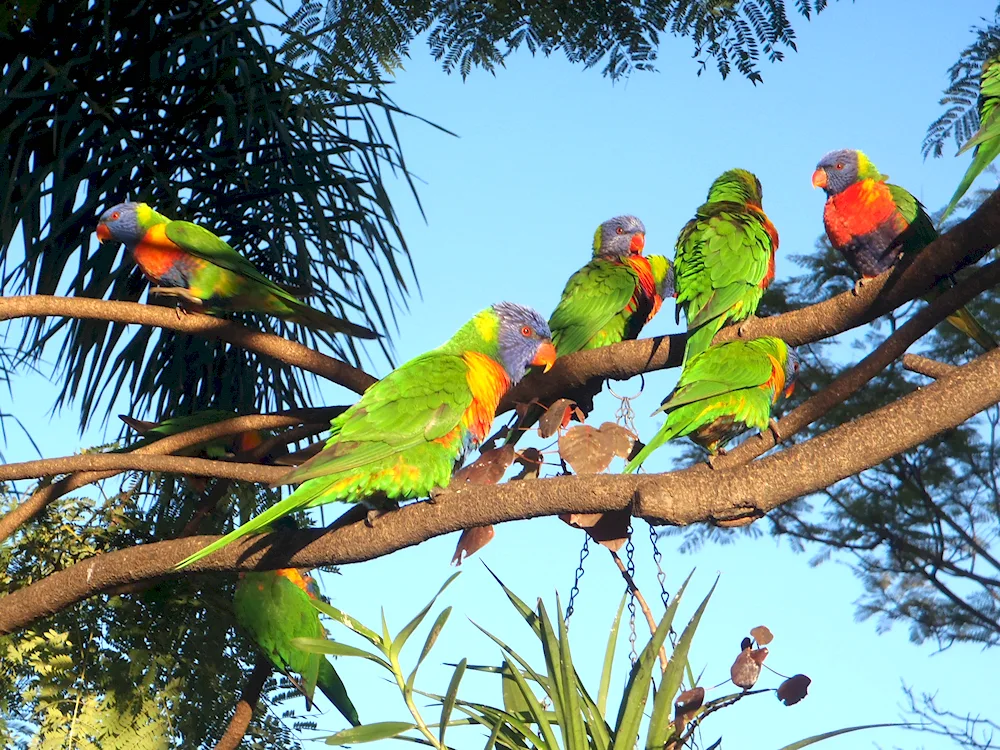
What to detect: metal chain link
<box><xmin>609</xmin><ymin>375</ymin><xmax>644</xmax><ymax>435</ymax></box>
<box><xmin>649</xmin><ymin>523</ymin><xmax>679</xmax><ymax>646</ymax></box>
<box><xmin>564</xmin><ymin>535</ymin><xmax>590</xmax><ymax>627</ymax></box>
<box><xmin>626</xmin><ymin>525</ymin><xmax>638</xmax><ymax>667</ymax></box>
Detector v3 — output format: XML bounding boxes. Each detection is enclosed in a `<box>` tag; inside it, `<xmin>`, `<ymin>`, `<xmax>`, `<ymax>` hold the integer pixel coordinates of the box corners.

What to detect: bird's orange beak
<box><xmin>531</xmin><ymin>340</ymin><xmax>557</xmax><ymax>373</ymax></box>
<box><xmin>95</xmin><ymin>223</ymin><xmax>111</xmax><ymax>243</ymax></box>
<box><xmin>629</xmin><ymin>232</ymin><xmax>646</xmax><ymax>254</ymax></box>
<box><xmin>811</xmin><ymin>168</ymin><xmax>827</xmax><ymax>189</ymax></box>
<box><xmin>783</xmin><ymin>381</ymin><xmax>796</xmax><ymax>399</ymax></box>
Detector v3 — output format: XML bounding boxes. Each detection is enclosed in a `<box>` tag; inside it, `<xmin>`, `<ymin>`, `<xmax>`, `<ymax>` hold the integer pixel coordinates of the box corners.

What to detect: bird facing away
<box><xmin>625</xmin><ymin>336</ymin><xmax>798</xmax><ymax>472</ymax></box>
<box><xmin>673</xmin><ymin>169</ymin><xmax>779</xmax><ymax>365</ymax></box>
<box><xmin>175</xmin><ymin>302</ymin><xmax>556</xmax><ymax>569</ymax></box>
<box><xmin>96</xmin><ymin>201</ymin><xmax>377</xmax><ymax>338</ymax></box>
<box><xmin>234</xmin><ymin>566</ymin><xmax>360</xmax><ymax>725</ymax></box>
<box><xmin>813</xmin><ymin>148</ymin><xmax>996</xmax><ymax>351</ymax></box>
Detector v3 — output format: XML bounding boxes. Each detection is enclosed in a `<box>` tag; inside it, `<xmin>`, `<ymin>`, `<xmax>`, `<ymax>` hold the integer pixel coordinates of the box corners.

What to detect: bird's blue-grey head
<box><xmin>96</xmin><ymin>202</ymin><xmax>144</xmax><ymax>247</ymax></box>
<box><xmin>782</xmin><ymin>346</ymin><xmax>801</xmax><ymax>401</ymax></box>
<box><xmin>592</xmin><ymin>215</ymin><xmax>646</xmax><ymax>258</ymax></box>
<box><xmin>492</xmin><ymin>302</ymin><xmax>556</xmax><ymax>384</ymax></box>
<box><xmin>812</xmin><ymin>149</ymin><xmax>866</xmax><ymax>196</ymax></box>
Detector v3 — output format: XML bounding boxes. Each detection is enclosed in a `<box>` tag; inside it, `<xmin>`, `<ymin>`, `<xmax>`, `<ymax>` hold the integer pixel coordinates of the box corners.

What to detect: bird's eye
<box><xmin>521</xmin><ymin>325</ymin><xmax>533</xmax><ymax>337</ymax></box>
<box><xmin>835</xmin><ymin>163</ymin><xmax>844</xmax><ymax>170</ymax></box>
<box><xmin>110</xmin><ymin>211</ymin><xmax>121</xmax><ymax>220</ymax></box>
<box><xmin>615</xmin><ymin>226</ymin><xmax>624</xmax><ymax>235</ymax></box>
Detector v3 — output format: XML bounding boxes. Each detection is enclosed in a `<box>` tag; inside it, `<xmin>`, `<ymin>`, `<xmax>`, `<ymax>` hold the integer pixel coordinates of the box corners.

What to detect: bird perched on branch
<box><xmin>673</xmin><ymin>169</ymin><xmax>779</xmax><ymax>365</ymax></box>
<box><xmin>625</xmin><ymin>337</ymin><xmax>798</xmax><ymax>472</ymax></box>
<box><xmin>505</xmin><ymin>215</ymin><xmax>673</xmax><ymax>446</ymax></box>
<box><xmin>95</xmin><ymin>202</ymin><xmax>376</xmax><ymax>338</ymax></box>
<box><xmin>813</xmin><ymin>148</ymin><xmax>996</xmax><ymax>351</ymax></box>
<box><xmin>234</xmin><ymin>563</ymin><xmax>359</xmax><ymax>725</ymax></box>
<box><xmin>176</xmin><ymin>302</ymin><xmax>556</xmax><ymax>569</ymax></box>
<box><xmin>940</xmin><ymin>54</ymin><xmax>1000</xmax><ymax>223</ymax></box>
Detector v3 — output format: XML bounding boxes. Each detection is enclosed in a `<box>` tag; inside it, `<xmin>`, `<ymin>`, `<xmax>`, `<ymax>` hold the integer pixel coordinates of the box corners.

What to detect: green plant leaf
<box><xmin>483</xmin><ymin>720</ymin><xmax>503</xmax><ymax>750</ymax></box>
<box><xmin>485</xmin><ymin>647</ymin><xmax>558</xmax><ymax>749</ymax></box>
<box><xmin>535</xmin><ymin>599</ymin><xmax>571</xmax><ymax>738</ymax></box>
<box><xmin>647</xmin><ymin>574</ymin><xmax>714</xmax><ymax>749</ymax></box>
<box><xmin>501</xmin><ymin>660</ymin><xmax>532</xmax><ymax>715</ymax></box>
<box><xmin>440</xmin><ymin>657</ymin><xmax>467</xmax><ymax>745</ymax></box>
<box><xmin>453</xmin><ymin>702</ymin><xmax>539</xmax><ymax>749</ymax></box>
<box><xmin>775</xmin><ymin>723</ymin><xmax>907</xmax><ymax>750</ymax></box>
<box><xmin>393</xmin><ymin>572</ymin><xmax>460</xmax><ymax>660</ymax></box>
<box><xmin>407</xmin><ymin>606</ymin><xmax>452</xmax><ymax>691</ymax></box>
<box><xmin>612</xmin><ymin>575</ymin><xmax>697</xmax><ymax>750</ymax></box>
<box><xmin>598</xmin><ymin>592</ymin><xmax>628</xmax><ymax>718</ymax></box>
<box><xmin>324</xmin><ymin>721</ymin><xmax>418</xmax><ymax>745</ymax></box>
<box><xmin>311</xmin><ymin>598</ymin><xmax>384</xmax><ymax>647</ymax></box>
<box><xmin>290</xmin><ymin>637</ymin><xmax>391</xmax><ymax>670</ymax></box>
<box><xmin>556</xmin><ymin>597</ymin><xmax>588</xmax><ymax>750</ymax></box>
<box><xmin>484</xmin><ymin>564</ymin><xmax>540</xmax><ymax>635</ymax></box>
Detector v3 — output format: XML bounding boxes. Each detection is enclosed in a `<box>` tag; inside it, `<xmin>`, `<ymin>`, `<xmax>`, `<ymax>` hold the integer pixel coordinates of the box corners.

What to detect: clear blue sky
<box><xmin>6</xmin><ymin>1</ymin><xmax>997</xmax><ymax>747</ymax></box>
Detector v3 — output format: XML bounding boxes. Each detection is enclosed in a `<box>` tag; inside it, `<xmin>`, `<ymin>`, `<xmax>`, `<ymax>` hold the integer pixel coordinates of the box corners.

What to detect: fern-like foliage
<box><xmin>924</xmin><ymin>2</ymin><xmax>1000</xmax><ymax>157</ymax></box>
<box><xmin>1</xmin><ymin>0</ymin><xmax>422</xmax><ymax>430</ymax></box>
<box><xmin>287</xmin><ymin>0</ymin><xmax>838</xmax><ymax>83</ymax></box>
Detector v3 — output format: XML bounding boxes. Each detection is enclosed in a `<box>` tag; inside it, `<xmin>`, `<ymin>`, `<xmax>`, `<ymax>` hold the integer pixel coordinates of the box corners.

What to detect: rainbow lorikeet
<box><xmin>674</xmin><ymin>169</ymin><xmax>779</xmax><ymax>365</ymax></box>
<box><xmin>624</xmin><ymin>336</ymin><xmax>798</xmax><ymax>472</ymax></box>
<box><xmin>95</xmin><ymin>202</ymin><xmax>376</xmax><ymax>338</ymax></box>
<box><xmin>119</xmin><ymin>409</ymin><xmax>263</xmax><ymax>459</ymax></box>
<box><xmin>813</xmin><ymin>149</ymin><xmax>996</xmax><ymax>351</ymax></box>
<box><xmin>941</xmin><ymin>55</ymin><xmax>1000</xmax><ymax>222</ymax></box>
<box><xmin>176</xmin><ymin>302</ymin><xmax>556</xmax><ymax>568</ymax></box>
<box><xmin>234</xmin><ymin>566</ymin><xmax>360</xmax><ymax>725</ymax></box>
<box><xmin>506</xmin><ymin>216</ymin><xmax>672</xmax><ymax>446</ymax></box>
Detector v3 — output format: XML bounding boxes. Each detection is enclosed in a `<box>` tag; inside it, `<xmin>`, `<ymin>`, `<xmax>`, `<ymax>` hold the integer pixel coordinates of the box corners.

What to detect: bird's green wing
<box><xmin>886</xmin><ymin>185</ymin><xmax>937</xmax><ymax>255</ymax></box>
<box><xmin>280</xmin><ymin>352</ymin><xmax>474</xmax><ymax>485</ymax></box>
<box><xmin>164</xmin><ymin>221</ymin><xmax>291</xmax><ymax>294</ymax></box>
<box><xmin>674</xmin><ymin>205</ymin><xmax>773</xmax><ymax>331</ymax></box>
<box><xmin>548</xmin><ymin>258</ymin><xmax>639</xmax><ymax>356</ymax></box>
<box><xmin>656</xmin><ymin>342</ymin><xmax>774</xmax><ymax>414</ymax></box>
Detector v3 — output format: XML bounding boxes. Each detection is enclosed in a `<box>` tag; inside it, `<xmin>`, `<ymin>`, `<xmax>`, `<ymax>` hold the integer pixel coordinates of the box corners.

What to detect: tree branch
<box><xmin>213</xmin><ymin>657</ymin><xmax>271</xmax><ymax>750</ymax></box>
<box><xmin>902</xmin><ymin>354</ymin><xmax>957</xmax><ymax>380</ymax></box>
<box><xmin>6</xmin><ymin>346</ymin><xmax>1000</xmax><ymax>635</ymax></box>
<box><xmin>0</xmin><ymin>295</ymin><xmax>377</xmax><ymax>393</ymax></box>
<box><xmin>0</xmin><ymin>412</ymin><xmax>337</xmax><ymax>542</ymax></box>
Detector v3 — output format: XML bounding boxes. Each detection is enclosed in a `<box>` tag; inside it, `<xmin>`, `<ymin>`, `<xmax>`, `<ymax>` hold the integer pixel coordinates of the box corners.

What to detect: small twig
<box><xmin>609</xmin><ymin>549</ymin><xmax>668</xmax><ymax>673</ymax></box>
<box><xmin>902</xmin><ymin>354</ymin><xmax>958</xmax><ymax>380</ymax></box>
<box><xmin>213</xmin><ymin>657</ymin><xmax>272</xmax><ymax>750</ymax></box>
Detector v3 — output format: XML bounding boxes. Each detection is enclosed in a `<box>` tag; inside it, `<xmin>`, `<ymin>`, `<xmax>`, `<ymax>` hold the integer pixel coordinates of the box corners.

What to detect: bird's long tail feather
<box><xmin>174</xmin><ymin>489</ymin><xmax>319</xmax><ymax>569</ymax></box>
<box><xmin>682</xmin><ymin>320</ymin><xmax>723</xmax><ymax>367</ymax></box>
<box><xmin>319</xmin><ymin>659</ymin><xmax>361</xmax><ymax>726</ymax></box>
<box><xmin>945</xmin><ymin>306</ymin><xmax>998</xmax><ymax>352</ymax></box>
<box><xmin>623</xmin><ymin>421</ymin><xmax>681</xmax><ymax>473</ymax></box>
<box><xmin>281</xmin><ymin>297</ymin><xmax>379</xmax><ymax>339</ymax></box>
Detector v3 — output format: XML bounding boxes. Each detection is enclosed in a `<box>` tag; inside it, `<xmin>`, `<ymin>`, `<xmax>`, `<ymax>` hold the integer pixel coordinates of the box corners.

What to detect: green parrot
<box><xmin>95</xmin><ymin>202</ymin><xmax>376</xmax><ymax>338</ymax></box>
<box><xmin>506</xmin><ymin>215</ymin><xmax>673</xmax><ymax>445</ymax></box>
<box><xmin>624</xmin><ymin>337</ymin><xmax>798</xmax><ymax>472</ymax></box>
<box><xmin>176</xmin><ymin>302</ymin><xmax>556</xmax><ymax>569</ymax></box>
<box><xmin>674</xmin><ymin>169</ymin><xmax>779</xmax><ymax>365</ymax></box>
<box><xmin>118</xmin><ymin>409</ymin><xmax>264</xmax><ymax>459</ymax></box>
<box><xmin>813</xmin><ymin>149</ymin><xmax>997</xmax><ymax>351</ymax></box>
<box><xmin>941</xmin><ymin>54</ymin><xmax>1000</xmax><ymax>223</ymax></box>
<box><xmin>233</xmin><ymin>565</ymin><xmax>360</xmax><ymax>725</ymax></box>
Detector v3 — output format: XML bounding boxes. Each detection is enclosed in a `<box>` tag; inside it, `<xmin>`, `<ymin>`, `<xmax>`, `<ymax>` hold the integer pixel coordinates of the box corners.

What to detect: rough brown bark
<box><xmin>5</xmin><ymin>345</ymin><xmax>1000</xmax><ymax>635</ymax></box>
<box><xmin>213</xmin><ymin>657</ymin><xmax>271</xmax><ymax>750</ymax></box>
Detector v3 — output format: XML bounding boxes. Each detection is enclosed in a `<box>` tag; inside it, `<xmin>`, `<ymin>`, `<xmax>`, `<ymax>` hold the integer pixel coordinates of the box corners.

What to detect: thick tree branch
<box><xmin>0</xmin><ymin>295</ymin><xmax>377</xmax><ymax>393</ymax></box>
<box><xmin>5</xmin><ymin>346</ymin><xmax>1000</xmax><ymax>635</ymax></box>
<box><xmin>902</xmin><ymin>354</ymin><xmax>957</xmax><ymax>380</ymax></box>
<box><xmin>0</xmin><ymin>412</ymin><xmax>337</xmax><ymax>542</ymax></box>
<box><xmin>213</xmin><ymin>657</ymin><xmax>271</xmax><ymax>750</ymax></box>
<box><xmin>0</xmin><ymin>454</ymin><xmax>284</xmax><ymax>486</ymax></box>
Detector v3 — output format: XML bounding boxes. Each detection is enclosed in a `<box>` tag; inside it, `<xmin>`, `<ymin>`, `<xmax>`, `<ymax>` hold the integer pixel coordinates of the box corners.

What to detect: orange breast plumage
<box><xmin>461</xmin><ymin>351</ymin><xmax>512</xmax><ymax>443</ymax></box>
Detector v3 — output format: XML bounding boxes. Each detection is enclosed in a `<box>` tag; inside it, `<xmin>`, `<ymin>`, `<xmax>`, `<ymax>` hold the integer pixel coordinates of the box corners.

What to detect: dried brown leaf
<box><xmin>750</xmin><ymin>625</ymin><xmax>773</xmax><ymax>646</ymax></box>
<box><xmin>558</xmin><ymin>422</ymin><xmax>637</xmax><ymax>474</ymax></box>
<box><xmin>674</xmin><ymin>686</ymin><xmax>705</xmax><ymax>718</ymax></box>
<box><xmin>740</xmin><ymin>636</ymin><xmax>753</xmax><ymax>651</ymax></box>
<box><xmin>539</xmin><ymin>398</ymin><xmax>577</xmax><ymax>438</ymax></box>
<box><xmin>730</xmin><ymin>647</ymin><xmax>767</xmax><ymax>690</ymax></box>
<box><xmin>513</xmin><ymin>447</ymin><xmax>543</xmax><ymax>480</ymax></box>
<box><xmin>559</xmin><ymin>508</ymin><xmax>631</xmax><ymax>551</ymax></box>
<box><xmin>452</xmin><ymin>525</ymin><xmax>495</xmax><ymax>565</ymax></box>
<box><xmin>452</xmin><ymin>445</ymin><xmax>516</xmax><ymax>487</ymax></box>
<box><xmin>776</xmin><ymin>674</ymin><xmax>811</xmax><ymax>706</ymax></box>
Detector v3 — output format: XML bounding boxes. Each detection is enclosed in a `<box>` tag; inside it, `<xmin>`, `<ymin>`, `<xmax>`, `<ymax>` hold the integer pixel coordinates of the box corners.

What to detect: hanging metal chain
<box><xmin>649</xmin><ymin>523</ymin><xmax>679</xmax><ymax>646</ymax></box>
<box><xmin>564</xmin><ymin>535</ymin><xmax>590</xmax><ymax>627</ymax></box>
<box><xmin>609</xmin><ymin>375</ymin><xmax>644</xmax><ymax>435</ymax></box>
<box><xmin>626</xmin><ymin>525</ymin><xmax>638</xmax><ymax>667</ymax></box>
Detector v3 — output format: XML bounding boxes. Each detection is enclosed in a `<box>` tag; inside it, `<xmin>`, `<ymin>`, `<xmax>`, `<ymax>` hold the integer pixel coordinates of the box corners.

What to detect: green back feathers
<box><xmin>705</xmin><ymin>169</ymin><xmax>763</xmax><ymax>205</ymax></box>
<box><xmin>548</xmin><ymin>259</ymin><xmax>641</xmax><ymax>356</ymax></box>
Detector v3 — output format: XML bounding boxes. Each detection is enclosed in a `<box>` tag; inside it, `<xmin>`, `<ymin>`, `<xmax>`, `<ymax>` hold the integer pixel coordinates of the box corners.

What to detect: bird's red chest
<box><xmin>823</xmin><ymin>180</ymin><xmax>903</xmax><ymax>249</ymax></box>
<box><xmin>131</xmin><ymin>224</ymin><xmax>189</xmax><ymax>282</ymax></box>
<box><xmin>461</xmin><ymin>352</ymin><xmax>512</xmax><ymax>443</ymax></box>
<box><xmin>624</xmin><ymin>255</ymin><xmax>659</xmax><ymax>319</ymax></box>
